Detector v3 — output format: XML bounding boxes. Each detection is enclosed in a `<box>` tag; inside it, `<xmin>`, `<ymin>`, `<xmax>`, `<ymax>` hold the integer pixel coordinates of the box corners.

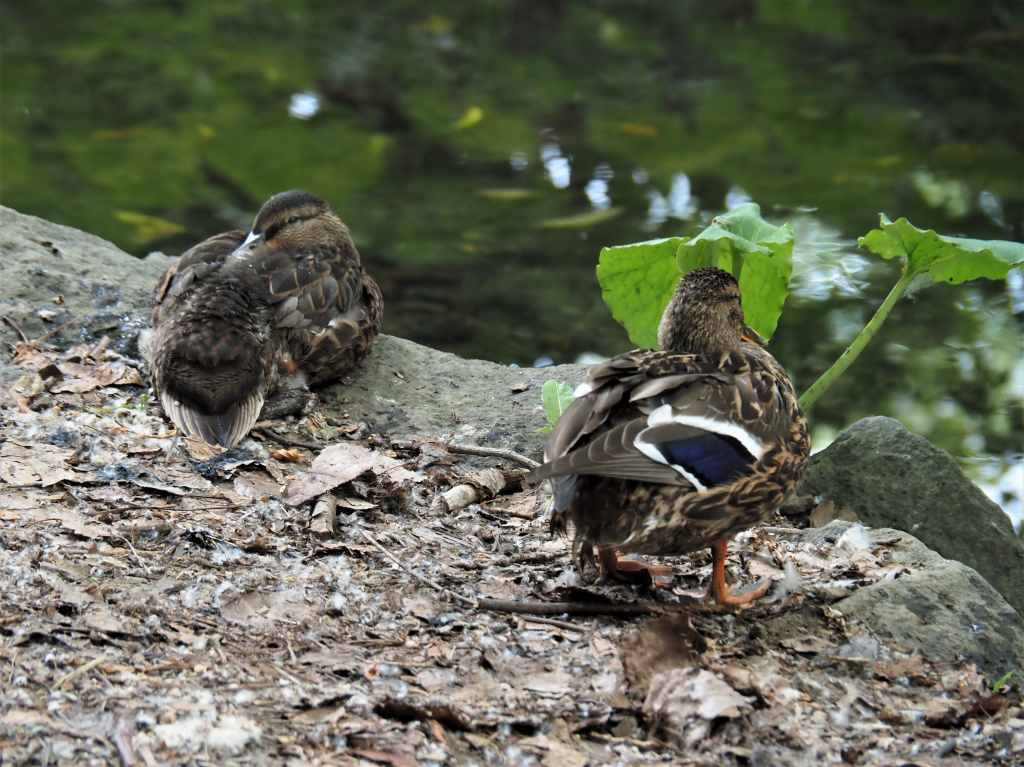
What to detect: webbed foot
<box><xmin>596</xmin><ymin>546</ymin><xmax>674</xmax><ymax>587</ymax></box>
<box><xmin>707</xmin><ymin>537</ymin><xmax>770</xmax><ymax>606</ymax></box>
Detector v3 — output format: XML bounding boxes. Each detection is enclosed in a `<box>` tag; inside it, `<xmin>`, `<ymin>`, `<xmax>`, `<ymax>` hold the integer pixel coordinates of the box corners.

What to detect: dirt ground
<box><xmin>1</xmin><ymin>338</ymin><xmax>1022</xmax><ymax>766</ymax></box>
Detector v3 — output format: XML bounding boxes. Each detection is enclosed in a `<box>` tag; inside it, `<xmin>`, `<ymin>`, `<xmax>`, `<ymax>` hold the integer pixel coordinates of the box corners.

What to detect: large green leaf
<box><xmin>596</xmin><ymin>237</ymin><xmax>686</xmax><ymax>347</ymax></box>
<box><xmin>676</xmin><ymin>203</ymin><xmax>794</xmax><ymax>339</ymax></box>
<box><xmin>858</xmin><ymin>214</ymin><xmax>1024</xmax><ymax>284</ymax></box>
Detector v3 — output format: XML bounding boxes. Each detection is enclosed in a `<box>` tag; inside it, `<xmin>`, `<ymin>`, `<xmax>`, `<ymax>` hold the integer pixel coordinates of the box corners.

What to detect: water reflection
<box><xmin>584</xmin><ymin>163</ymin><xmax>613</xmax><ymax>209</ymax></box>
<box><xmin>540</xmin><ymin>142</ymin><xmax>571</xmax><ymax>189</ymax></box>
<box><xmin>789</xmin><ymin>216</ymin><xmax>870</xmax><ymax>300</ymax></box>
<box><xmin>725</xmin><ymin>185</ymin><xmax>752</xmax><ymax>210</ymax></box>
<box><xmin>288</xmin><ymin>91</ymin><xmax>320</xmax><ymax>120</ymax></box>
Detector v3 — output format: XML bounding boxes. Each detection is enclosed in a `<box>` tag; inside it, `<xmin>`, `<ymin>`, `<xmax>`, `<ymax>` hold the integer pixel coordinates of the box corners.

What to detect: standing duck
<box><xmin>530</xmin><ymin>267</ymin><xmax>809</xmax><ymax>605</ymax></box>
<box><xmin>146</xmin><ymin>190</ymin><xmax>383</xmax><ymax>447</ymax></box>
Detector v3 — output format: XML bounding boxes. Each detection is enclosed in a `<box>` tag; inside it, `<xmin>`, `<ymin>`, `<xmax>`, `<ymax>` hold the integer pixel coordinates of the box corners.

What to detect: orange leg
<box><xmin>596</xmin><ymin>546</ymin><xmax>673</xmax><ymax>586</ymax></box>
<box><xmin>708</xmin><ymin>537</ymin><xmax>770</xmax><ymax>606</ymax></box>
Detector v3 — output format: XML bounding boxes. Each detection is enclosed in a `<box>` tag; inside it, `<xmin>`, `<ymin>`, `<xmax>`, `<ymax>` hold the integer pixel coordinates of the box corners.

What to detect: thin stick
<box><xmin>357</xmin><ymin>528</ymin><xmax>681</xmax><ymax>620</ymax></box>
<box><xmin>519</xmin><ymin>615</ymin><xmax>584</xmax><ymax>632</ymax></box>
<box><xmin>112</xmin><ymin>717</ymin><xmax>138</xmax><ymax>767</ymax></box>
<box><xmin>477</xmin><ymin>597</ymin><xmax>673</xmax><ymax>617</ymax></box>
<box><xmin>354</xmin><ymin>527</ymin><xmax>478</xmax><ymax>608</ymax></box>
<box><xmin>35</xmin><ymin>318</ymin><xmax>79</xmax><ymax>344</ymax></box>
<box><xmin>445</xmin><ymin>442</ymin><xmax>540</xmax><ymax>469</ymax></box>
<box><xmin>118</xmin><ymin>534</ymin><xmax>152</xmax><ymax>575</ymax></box>
<box><xmin>53</xmin><ymin>655</ymin><xmax>109</xmax><ymax>690</ymax></box>
<box><xmin>2</xmin><ymin>315</ymin><xmax>28</xmax><ymax>343</ymax></box>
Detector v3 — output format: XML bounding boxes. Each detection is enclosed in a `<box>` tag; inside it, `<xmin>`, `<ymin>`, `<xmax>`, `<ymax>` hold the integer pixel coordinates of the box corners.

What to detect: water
<box><xmin>2</xmin><ymin>2</ymin><xmax>1021</xmax><ymax>526</ymax></box>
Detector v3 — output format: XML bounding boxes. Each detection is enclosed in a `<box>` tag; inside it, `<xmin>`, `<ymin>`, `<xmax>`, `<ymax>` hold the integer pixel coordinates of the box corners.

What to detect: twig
<box><xmin>519</xmin><ymin>615</ymin><xmax>584</xmax><ymax>632</ymax></box>
<box><xmin>112</xmin><ymin>717</ymin><xmax>138</xmax><ymax>767</ymax></box>
<box><xmin>354</xmin><ymin>527</ymin><xmax>478</xmax><ymax>608</ymax></box>
<box><xmin>356</xmin><ymin>528</ymin><xmax>685</xmax><ymax>620</ymax></box>
<box><xmin>445</xmin><ymin>442</ymin><xmax>540</xmax><ymax>469</ymax></box>
<box><xmin>477</xmin><ymin>597</ymin><xmax>676</xmax><ymax>617</ymax></box>
<box><xmin>117</xmin><ymin>534</ymin><xmax>152</xmax><ymax>575</ymax></box>
<box><xmin>53</xmin><ymin>655</ymin><xmax>109</xmax><ymax>690</ymax></box>
<box><xmin>2</xmin><ymin>315</ymin><xmax>28</xmax><ymax>343</ymax></box>
<box><xmin>35</xmin><ymin>318</ymin><xmax>79</xmax><ymax>344</ymax></box>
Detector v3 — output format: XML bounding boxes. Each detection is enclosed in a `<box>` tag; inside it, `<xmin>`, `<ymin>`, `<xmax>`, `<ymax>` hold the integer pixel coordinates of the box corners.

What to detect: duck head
<box><xmin>657</xmin><ymin>266</ymin><xmax>746</xmax><ymax>355</ymax></box>
<box><xmin>232</xmin><ymin>189</ymin><xmax>348</xmax><ymax>257</ymax></box>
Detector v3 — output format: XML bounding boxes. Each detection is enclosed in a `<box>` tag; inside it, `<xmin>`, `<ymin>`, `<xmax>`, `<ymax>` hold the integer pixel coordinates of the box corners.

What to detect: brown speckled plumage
<box><xmin>531</xmin><ymin>267</ymin><xmax>809</xmax><ymax>603</ymax></box>
<box><xmin>146</xmin><ymin>190</ymin><xmax>382</xmax><ymax>447</ymax></box>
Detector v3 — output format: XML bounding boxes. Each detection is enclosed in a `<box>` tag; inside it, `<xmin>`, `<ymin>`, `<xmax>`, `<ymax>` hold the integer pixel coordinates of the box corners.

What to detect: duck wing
<box><xmin>152</xmin><ymin>230</ymin><xmax>245</xmax><ymax>321</ymax></box>
<box><xmin>532</xmin><ymin>348</ymin><xmax>788</xmax><ymax>492</ymax></box>
<box><xmin>234</xmin><ymin>233</ymin><xmax>381</xmax><ymax>380</ymax></box>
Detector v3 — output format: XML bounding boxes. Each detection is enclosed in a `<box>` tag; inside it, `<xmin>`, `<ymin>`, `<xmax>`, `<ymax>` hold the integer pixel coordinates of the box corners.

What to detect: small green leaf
<box><xmin>113</xmin><ymin>210</ymin><xmax>185</xmax><ymax>244</ymax></box>
<box><xmin>596</xmin><ymin>237</ymin><xmax>686</xmax><ymax>347</ymax></box>
<box><xmin>858</xmin><ymin>214</ymin><xmax>1024</xmax><ymax>285</ymax></box>
<box><xmin>991</xmin><ymin>670</ymin><xmax>1015</xmax><ymax>694</ymax></box>
<box><xmin>477</xmin><ymin>188</ymin><xmax>538</xmax><ymax>201</ymax></box>
<box><xmin>541</xmin><ymin>380</ymin><xmax>574</xmax><ymax>430</ymax></box>
<box><xmin>677</xmin><ymin>203</ymin><xmax>794</xmax><ymax>339</ymax></box>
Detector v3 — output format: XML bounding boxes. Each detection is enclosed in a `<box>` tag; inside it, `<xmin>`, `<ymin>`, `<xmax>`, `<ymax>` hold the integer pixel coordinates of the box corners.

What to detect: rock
<box><xmin>0</xmin><ymin>205</ymin><xmax>173</xmax><ymax>384</ymax></box>
<box><xmin>795</xmin><ymin>522</ymin><xmax>1024</xmax><ymax>674</ymax></box>
<box><xmin>798</xmin><ymin>416</ymin><xmax>1024</xmax><ymax>616</ymax></box>
<box><xmin>0</xmin><ymin>205</ymin><xmax>585</xmax><ymax>457</ymax></box>
<box><xmin>323</xmin><ymin>336</ymin><xmax>584</xmax><ymax>457</ymax></box>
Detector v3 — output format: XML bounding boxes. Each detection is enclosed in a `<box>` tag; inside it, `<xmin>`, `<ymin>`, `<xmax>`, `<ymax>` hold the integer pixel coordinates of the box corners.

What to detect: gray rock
<box><xmin>798</xmin><ymin>416</ymin><xmax>1024</xmax><ymax>616</ymax></box>
<box><xmin>0</xmin><ymin>206</ymin><xmax>173</xmax><ymax>369</ymax></box>
<box><xmin>797</xmin><ymin>522</ymin><xmax>1024</xmax><ymax>674</ymax></box>
<box><xmin>0</xmin><ymin>204</ymin><xmax>585</xmax><ymax>457</ymax></box>
<box><xmin>324</xmin><ymin>336</ymin><xmax>584</xmax><ymax>457</ymax></box>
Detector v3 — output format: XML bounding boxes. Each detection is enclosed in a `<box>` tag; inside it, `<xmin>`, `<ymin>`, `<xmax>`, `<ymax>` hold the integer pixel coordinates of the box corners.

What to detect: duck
<box><xmin>145</xmin><ymin>190</ymin><xmax>383</xmax><ymax>448</ymax></box>
<box><xmin>529</xmin><ymin>266</ymin><xmax>809</xmax><ymax>605</ymax></box>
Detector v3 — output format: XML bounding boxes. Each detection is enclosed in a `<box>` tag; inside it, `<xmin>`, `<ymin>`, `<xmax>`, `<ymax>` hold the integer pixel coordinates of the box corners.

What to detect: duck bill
<box><xmin>230</xmin><ymin>230</ymin><xmax>262</xmax><ymax>258</ymax></box>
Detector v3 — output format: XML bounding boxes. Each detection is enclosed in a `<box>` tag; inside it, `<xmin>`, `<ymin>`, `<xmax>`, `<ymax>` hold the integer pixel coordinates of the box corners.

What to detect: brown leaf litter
<box><xmin>0</xmin><ymin>338</ymin><xmax>1021</xmax><ymax>765</ymax></box>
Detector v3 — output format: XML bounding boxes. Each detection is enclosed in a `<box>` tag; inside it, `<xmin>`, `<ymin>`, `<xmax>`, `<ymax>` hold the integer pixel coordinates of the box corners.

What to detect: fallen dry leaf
<box><xmin>220</xmin><ymin>588</ymin><xmax>317</xmax><ymax>630</ymax></box>
<box><xmin>50</xmin><ymin>361</ymin><xmax>143</xmax><ymax>393</ymax></box>
<box><xmin>0</xmin><ymin>442</ymin><xmax>86</xmax><ymax>487</ymax></box>
<box><xmin>232</xmin><ymin>471</ymin><xmax>282</xmax><ymax>500</ymax></box>
<box><xmin>520</xmin><ymin>733</ymin><xmax>588</xmax><ymax>767</ymax></box>
<box><xmin>644</xmin><ymin>668</ymin><xmax>752</xmax><ymax>747</ymax></box>
<box><xmin>284</xmin><ymin>442</ymin><xmax>416</xmax><ymax>505</ymax></box>
<box><xmin>310</xmin><ymin>494</ymin><xmax>337</xmax><ymax>537</ymax></box>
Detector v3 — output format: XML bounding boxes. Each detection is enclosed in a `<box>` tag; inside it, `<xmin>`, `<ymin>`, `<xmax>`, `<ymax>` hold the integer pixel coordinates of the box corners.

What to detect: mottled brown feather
<box><xmin>147</xmin><ymin>190</ymin><xmax>383</xmax><ymax>447</ymax></box>
<box><xmin>529</xmin><ymin>266</ymin><xmax>809</xmax><ymax>579</ymax></box>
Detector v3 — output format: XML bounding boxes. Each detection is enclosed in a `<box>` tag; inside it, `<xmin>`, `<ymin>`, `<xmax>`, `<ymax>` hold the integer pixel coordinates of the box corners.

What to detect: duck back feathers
<box><xmin>532</xmin><ymin>309</ymin><xmax>809</xmax><ymax>564</ymax></box>
<box><xmin>148</xmin><ymin>192</ymin><xmax>383</xmax><ymax>447</ymax></box>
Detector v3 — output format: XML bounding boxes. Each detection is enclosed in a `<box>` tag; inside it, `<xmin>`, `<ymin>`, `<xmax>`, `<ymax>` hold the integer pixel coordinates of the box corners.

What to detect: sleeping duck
<box><xmin>145</xmin><ymin>190</ymin><xmax>383</xmax><ymax>447</ymax></box>
<box><xmin>530</xmin><ymin>267</ymin><xmax>809</xmax><ymax>605</ymax></box>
